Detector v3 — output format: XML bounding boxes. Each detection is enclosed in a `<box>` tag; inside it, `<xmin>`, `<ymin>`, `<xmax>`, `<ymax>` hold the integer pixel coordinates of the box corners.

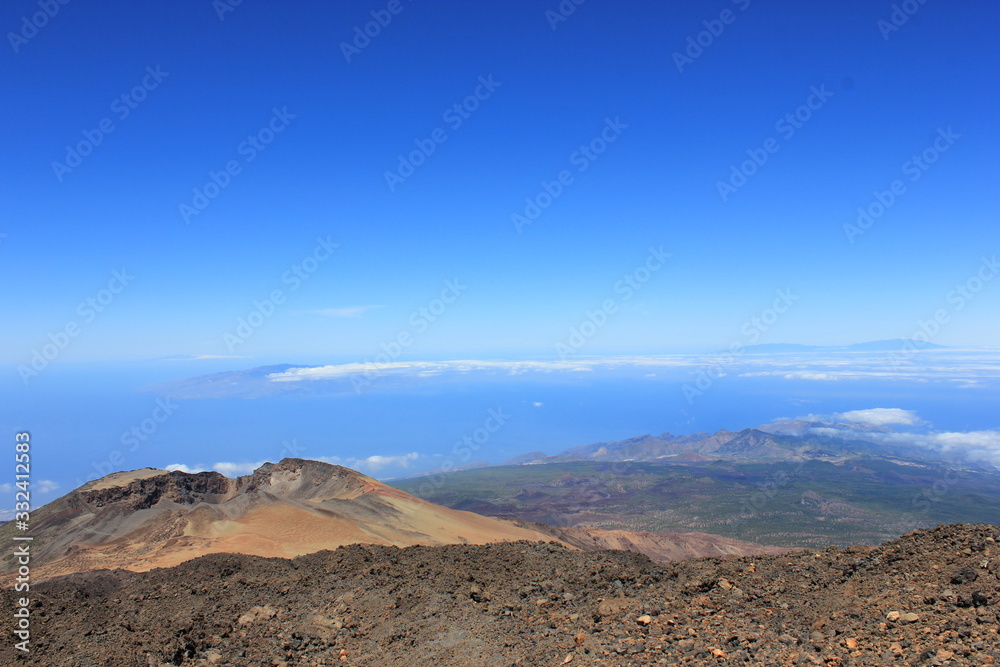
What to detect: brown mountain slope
<box><xmin>511</xmin><ymin>521</ymin><xmax>788</xmax><ymax>560</ymax></box>
<box><xmin>1</xmin><ymin>459</ymin><xmax>783</xmax><ymax>583</ymax></box>
<box><xmin>0</xmin><ymin>459</ymin><xmax>571</xmax><ymax>582</ymax></box>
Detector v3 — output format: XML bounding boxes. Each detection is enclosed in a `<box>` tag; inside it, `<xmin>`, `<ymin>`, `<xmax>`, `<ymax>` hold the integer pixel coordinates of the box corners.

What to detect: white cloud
<box><xmin>879</xmin><ymin>429</ymin><xmax>1000</xmax><ymax>465</ymax></box>
<box><xmin>350</xmin><ymin>453</ymin><xmax>420</xmax><ymax>471</ymax></box>
<box><xmin>532</xmin><ymin>401</ymin><xmax>544</xmax><ymax>407</ymax></box>
<box><xmin>149</xmin><ymin>351</ymin><xmax>998</xmax><ymax>399</ymax></box>
<box><xmin>165</xmin><ymin>463</ymin><xmax>203</xmax><ymax>473</ymax></box>
<box><xmin>319</xmin><ymin>453</ymin><xmax>422</xmax><ymax>472</ymax></box>
<box><xmin>166</xmin><ymin>454</ymin><xmax>422</xmax><ymax>477</ymax></box>
<box><xmin>0</xmin><ymin>480</ymin><xmax>60</xmax><ymax>494</ymax></box>
<box><xmin>727</xmin><ymin>349</ymin><xmax>1000</xmax><ymax>386</ymax></box>
<box><xmin>305</xmin><ymin>305</ymin><xmax>384</xmax><ymax>318</ymax></box>
<box><xmin>212</xmin><ymin>461</ymin><xmax>267</xmax><ymax>476</ymax></box>
<box><xmin>260</xmin><ymin>350</ymin><xmax>1000</xmax><ymax>386</ymax></box>
<box><xmin>927</xmin><ymin>431</ymin><xmax>1000</xmax><ymax>459</ymax></box>
<box><xmin>165</xmin><ymin>462</ymin><xmax>263</xmax><ymax>475</ymax></box>
<box><xmin>266</xmin><ymin>357</ymin><xmax>695</xmax><ymax>382</ymax></box>
<box><xmin>784</xmin><ymin>372</ymin><xmax>835</xmax><ymax>381</ymax></box>
<box><xmin>835</xmin><ymin>408</ymin><xmax>921</xmax><ymax>426</ymax></box>
<box><xmin>36</xmin><ymin>480</ymin><xmax>60</xmax><ymax>494</ymax></box>
<box><xmin>799</xmin><ymin>409</ymin><xmax>1000</xmax><ymax>466</ymax></box>
<box><xmin>806</xmin><ymin>427</ymin><xmax>844</xmax><ymax>438</ymax></box>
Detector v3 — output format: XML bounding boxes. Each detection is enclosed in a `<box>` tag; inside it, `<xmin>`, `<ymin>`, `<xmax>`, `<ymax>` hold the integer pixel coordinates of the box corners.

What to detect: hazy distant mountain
<box><xmin>145</xmin><ymin>342</ymin><xmax>960</xmax><ymax>399</ymax></box>
<box><xmin>503</xmin><ymin>451</ymin><xmax>550</xmax><ymax>465</ymax></box>
<box><xmin>514</xmin><ymin>424</ymin><xmax>950</xmax><ymax>466</ymax></box>
<box><xmin>741</xmin><ymin>339</ymin><xmax>949</xmax><ymax>353</ymax></box>
<box><xmin>845</xmin><ymin>339</ymin><xmax>949</xmax><ymax>351</ymax></box>
<box><xmin>144</xmin><ymin>364</ymin><xmax>310</xmax><ymax>398</ymax></box>
<box><xmin>396</xmin><ymin>421</ymin><xmax>1000</xmax><ymax>547</ymax></box>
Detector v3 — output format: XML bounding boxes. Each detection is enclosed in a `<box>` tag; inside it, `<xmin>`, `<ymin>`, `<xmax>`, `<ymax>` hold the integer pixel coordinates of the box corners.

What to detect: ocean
<box><xmin>3</xmin><ymin>353</ymin><xmax>998</xmax><ymax>505</ymax></box>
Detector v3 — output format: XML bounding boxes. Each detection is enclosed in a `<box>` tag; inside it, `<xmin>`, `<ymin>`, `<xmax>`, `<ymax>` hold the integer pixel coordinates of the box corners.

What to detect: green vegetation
<box><xmin>393</xmin><ymin>458</ymin><xmax>1000</xmax><ymax>548</ymax></box>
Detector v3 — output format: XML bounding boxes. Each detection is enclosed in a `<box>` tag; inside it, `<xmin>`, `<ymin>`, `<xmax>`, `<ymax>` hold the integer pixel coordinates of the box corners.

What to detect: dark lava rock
<box><xmin>952</xmin><ymin>568</ymin><xmax>979</xmax><ymax>585</ymax></box>
<box><xmin>2</xmin><ymin>523</ymin><xmax>999</xmax><ymax>666</ymax></box>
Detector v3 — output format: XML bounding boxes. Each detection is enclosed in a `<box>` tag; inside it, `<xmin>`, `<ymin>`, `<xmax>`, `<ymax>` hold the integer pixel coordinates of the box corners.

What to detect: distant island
<box><xmin>741</xmin><ymin>339</ymin><xmax>950</xmax><ymax>354</ymax></box>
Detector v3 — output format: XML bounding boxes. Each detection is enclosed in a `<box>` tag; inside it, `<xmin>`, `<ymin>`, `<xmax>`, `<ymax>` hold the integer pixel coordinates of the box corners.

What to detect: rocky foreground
<box><xmin>4</xmin><ymin>524</ymin><xmax>999</xmax><ymax>666</ymax></box>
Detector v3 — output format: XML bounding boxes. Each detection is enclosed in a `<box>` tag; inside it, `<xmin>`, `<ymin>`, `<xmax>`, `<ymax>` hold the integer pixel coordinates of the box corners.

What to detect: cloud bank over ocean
<box><xmin>255</xmin><ymin>349</ymin><xmax>1000</xmax><ymax>389</ymax></box>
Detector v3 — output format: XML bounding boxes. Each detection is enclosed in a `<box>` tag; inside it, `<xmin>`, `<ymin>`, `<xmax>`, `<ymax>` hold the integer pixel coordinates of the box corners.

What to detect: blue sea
<box><xmin>3</xmin><ymin>353</ymin><xmax>999</xmax><ymax>507</ymax></box>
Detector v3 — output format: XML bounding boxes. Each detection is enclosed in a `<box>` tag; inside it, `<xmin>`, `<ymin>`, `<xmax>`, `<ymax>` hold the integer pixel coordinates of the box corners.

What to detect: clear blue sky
<box><xmin>3</xmin><ymin>0</ymin><xmax>998</xmax><ymax>367</ymax></box>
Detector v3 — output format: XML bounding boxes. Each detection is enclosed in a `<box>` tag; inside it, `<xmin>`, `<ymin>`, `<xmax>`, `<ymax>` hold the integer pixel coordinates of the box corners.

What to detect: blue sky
<box><xmin>3</xmin><ymin>0</ymin><xmax>999</xmax><ymax>371</ymax></box>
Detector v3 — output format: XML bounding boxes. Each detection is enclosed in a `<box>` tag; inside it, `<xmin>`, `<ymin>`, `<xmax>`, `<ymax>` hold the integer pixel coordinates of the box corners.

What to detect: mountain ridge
<box><xmin>394</xmin><ymin>422</ymin><xmax>1000</xmax><ymax>547</ymax></box>
<box><xmin>0</xmin><ymin>458</ymin><xmax>568</xmax><ymax>582</ymax></box>
<box><xmin>1</xmin><ymin>458</ymin><xmax>780</xmax><ymax>583</ymax></box>
<box><xmin>504</xmin><ymin>423</ymin><xmax>956</xmax><ymax>467</ymax></box>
